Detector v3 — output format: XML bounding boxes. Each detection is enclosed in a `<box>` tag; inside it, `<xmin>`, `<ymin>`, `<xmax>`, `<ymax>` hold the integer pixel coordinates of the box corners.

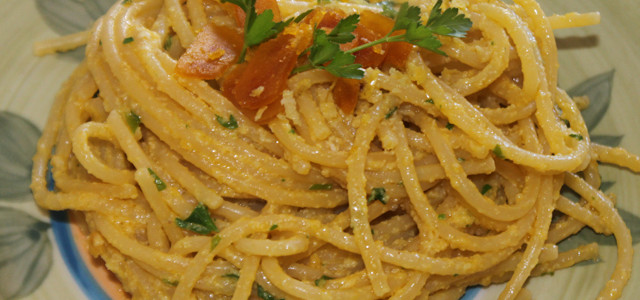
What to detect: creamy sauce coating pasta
<box><xmin>32</xmin><ymin>0</ymin><xmax>636</xmax><ymax>299</ymax></box>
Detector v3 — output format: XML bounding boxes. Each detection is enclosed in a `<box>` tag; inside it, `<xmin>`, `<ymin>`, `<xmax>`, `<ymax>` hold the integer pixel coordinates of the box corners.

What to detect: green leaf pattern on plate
<box><xmin>0</xmin><ymin>113</ymin><xmax>53</xmax><ymax>299</ymax></box>
<box><xmin>0</xmin><ymin>207</ymin><xmax>52</xmax><ymax>300</ymax></box>
<box><xmin>35</xmin><ymin>0</ymin><xmax>112</xmax><ymax>35</ymax></box>
<box><xmin>0</xmin><ymin>112</ymin><xmax>41</xmax><ymax>200</ymax></box>
<box><xmin>35</xmin><ymin>0</ymin><xmax>113</xmax><ymax>59</ymax></box>
<box><xmin>0</xmin><ymin>2</ymin><xmax>637</xmax><ymax>297</ymax></box>
<box><xmin>568</xmin><ymin>70</ymin><xmax>615</xmax><ymax>131</ymax></box>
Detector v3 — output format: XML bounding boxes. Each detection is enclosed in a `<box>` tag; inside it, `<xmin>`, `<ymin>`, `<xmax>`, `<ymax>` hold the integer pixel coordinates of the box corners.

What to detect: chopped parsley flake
<box><xmin>147</xmin><ymin>168</ymin><xmax>166</xmax><ymax>191</ymax></box>
<box><xmin>163</xmin><ymin>35</ymin><xmax>173</xmax><ymax>51</ymax></box>
<box><xmin>438</xmin><ymin>213</ymin><xmax>446</xmax><ymax>220</ymax></box>
<box><xmin>161</xmin><ymin>278</ymin><xmax>178</xmax><ymax>286</ymax></box>
<box><xmin>480</xmin><ymin>184</ymin><xmax>492</xmax><ymax>195</ymax></box>
<box><xmin>425</xmin><ymin>99</ymin><xmax>434</xmax><ymax>104</ymax></box>
<box><xmin>216</xmin><ymin>114</ymin><xmax>238</xmax><ymax>129</ymax></box>
<box><xmin>493</xmin><ymin>144</ymin><xmax>506</xmax><ymax>159</ymax></box>
<box><xmin>385</xmin><ymin>106</ymin><xmax>398</xmax><ymax>119</ymax></box>
<box><xmin>222</xmin><ymin>273</ymin><xmax>240</xmax><ymax>279</ymax></box>
<box><xmin>125</xmin><ymin>111</ymin><xmax>141</xmax><ymax>133</ymax></box>
<box><xmin>314</xmin><ymin>275</ymin><xmax>333</xmax><ymax>287</ymax></box>
<box><xmin>123</xmin><ymin>37</ymin><xmax>134</xmax><ymax>44</ymax></box>
<box><xmin>569</xmin><ymin>133</ymin><xmax>584</xmax><ymax>141</ymax></box>
<box><xmin>269</xmin><ymin>224</ymin><xmax>278</xmax><ymax>231</ymax></box>
<box><xmin>445</xmin><ymin>122</ymin><xmax>454</xmax><ymax>130</ymax></box>
<box><xmin>368</xmin><ymin>187</ymin><xmax>389</xmax><ymax>204</ymax></box>
<box><xmin>211</xmin><ymin>236</ymin><xmax>221</xmax><ymax>250</ymax></box>
<box><xmin>309</xmin><ymin>183</ymin><xmax>333</xmax><ymax>190</ymax></box>
<box><xmin>257</xmin><ymin>284</ymin><xmax>284</xmax><ymax>300</ymax></box>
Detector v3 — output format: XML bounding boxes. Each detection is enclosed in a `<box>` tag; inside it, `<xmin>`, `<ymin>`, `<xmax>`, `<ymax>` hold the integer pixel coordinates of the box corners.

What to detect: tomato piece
<box><xmin>332</xmin><ymin>78</ymin><xmax>360</xmax><ymax>114</ymax></box>
<box><xmin>317</xmin><ymin>9</ymin><xmax>346</xmax><ymax>29</ymax></box>
<box><xmin>383</xmin><ymin>38</ymin><xmax>414</xmax><ymax>70</ymax></box>
<box><xmin>350</xmin><ymin>26</ymin><xmax>388</xmax><ymax>68</ymax></box>
<box><xmin>222</xmin><ymin>66</ymin><xmax>283</xmax><ymax>123</ymax></box>
<box><xmin>358</xmin><ymin>10</ymin><xmax>394</xmax><ymax>36</ymax></box>
<box><xmin>335</xmin><ymin>11</ymin><xmax>393</xmax><ymax>69</ymax></box>
<box><xmin>222</xmin><ymin>32</ymin><xmax>300</xmax><ymax>117</ymax></box>
<box><xmin>176</xmin><ymin>24</ymin><xmax>243</xmax><ymax>79</ymax></box>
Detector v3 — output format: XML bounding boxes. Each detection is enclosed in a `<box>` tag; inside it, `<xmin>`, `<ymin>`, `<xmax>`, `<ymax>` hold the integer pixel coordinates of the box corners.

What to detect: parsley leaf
<box><xmin>427</xmin><ymin>0</ymin><xmax>473</xmax><ymax>38</ymax></box>
<box><xmin>392</xmin><ymin>3</ymin><xmax>422</xmax><ymax>32</ymax></box>
<box><xmin>294</xmin><ymin>9</ymin><xmax>314</xmax><ymax>23</ymax></box>
<box><xmin>308</xmin><ymin>30</ymin><xmax>341</xmax><ymax>66</ymax></box>
<box><xmin>221</xmin><ymin>0</ymin><xmax>291</xmax><ymax>63</ymax></box>
<box><xmin>294</xmin><ymin>0</ymin><xmax>471</xmax><ymax>79</ymax></box>
<box><xmin>175</xmin><ymin>203</ymin><xmax>219</xmax><ymax>235</ymax></box>
<box><xmin>322</xmin><ymin>52</ymin><xmax>363</xmax><ymax>79</ymax></box>
<box><xmin>327</xmin><ymin>14</ymin><xmax>359</xmax><ymax>44</ymax></box>
<box><xmin>246</xmin><ymin>9</ymin><xmax>289</xmax><ymax>47</ymax></box>
<box><xmin>306</xmin><ymin>28</ymin><xmax>363</xmax><ymax>78</ymax></box>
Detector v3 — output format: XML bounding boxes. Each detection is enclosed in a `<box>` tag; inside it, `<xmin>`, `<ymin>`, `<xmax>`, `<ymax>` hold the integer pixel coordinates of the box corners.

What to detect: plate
<box><xmin>0</xmin><ymin>0</ymin><xmax>638</xmax><ymax>299</ymax></box>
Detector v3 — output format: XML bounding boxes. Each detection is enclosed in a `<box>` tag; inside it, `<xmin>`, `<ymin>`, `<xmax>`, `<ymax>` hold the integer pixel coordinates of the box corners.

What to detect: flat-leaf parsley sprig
<box><xmin>294</xmin><ymin>14</ymin><xmax>363</xmax><ymax>78</ymax></box>
<box><xmin>293</xmin><ymin>0</ymin><xmax>473</xmax><ymax>79</ymax></box>
<box><xmin>220</xmin><ymin>0</ymin><xmax>312</xmax><ymax>63</ymax></box>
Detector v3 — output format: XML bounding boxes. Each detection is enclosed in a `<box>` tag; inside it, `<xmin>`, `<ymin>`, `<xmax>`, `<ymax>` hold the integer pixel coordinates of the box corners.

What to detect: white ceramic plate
<box><xmin>1</xmin><ymin>0</ymin><xmax>639</xmax><ymax>299</ymax></box>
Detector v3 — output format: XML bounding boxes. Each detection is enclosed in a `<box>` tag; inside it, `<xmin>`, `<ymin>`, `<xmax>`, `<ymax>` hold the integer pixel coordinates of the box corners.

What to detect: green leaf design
<box><xmin>36</xmin><ymin>0</ymin><xmax>111</xmax><ymax>35</ymax></box>
<box><xmin>600</xmin><ymin>181</ymin><xmax>615</xmax><ymax>192</ymax></box>
<box><xmin>0</xmin><ymin>207</ymin><xmax>52</xmax><ymax>299</ymax></box>
<box><xmin>567</xmin><ymin>70</ymin><xmax>615</xmax><ymax>130</ymax></box>
<box><xmin>559</xmin><ymin>207</ymin><xmax>640</xmax><ymax>249</ymax></box>
<box><xmin>591</xmin><ymin>135</ymin><xmax>623</xmax><ymax>147</ymax></box>
<box><xmin>0</xmin><ymin>112</ymin><xmax>42</xmax><ymax>200</ymax></box>
<box><xmin>35</xmin><ymin>0</ymin><xmax>112</xmax><ymax>59</ymax></box>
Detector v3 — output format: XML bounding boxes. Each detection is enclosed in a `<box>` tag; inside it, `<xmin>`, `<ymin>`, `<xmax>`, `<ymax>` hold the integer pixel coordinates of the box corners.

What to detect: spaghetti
<box><xmin>31</xmin><ymin>0</ymin><xmax>637</xmax><ymax>299</ymax></box>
